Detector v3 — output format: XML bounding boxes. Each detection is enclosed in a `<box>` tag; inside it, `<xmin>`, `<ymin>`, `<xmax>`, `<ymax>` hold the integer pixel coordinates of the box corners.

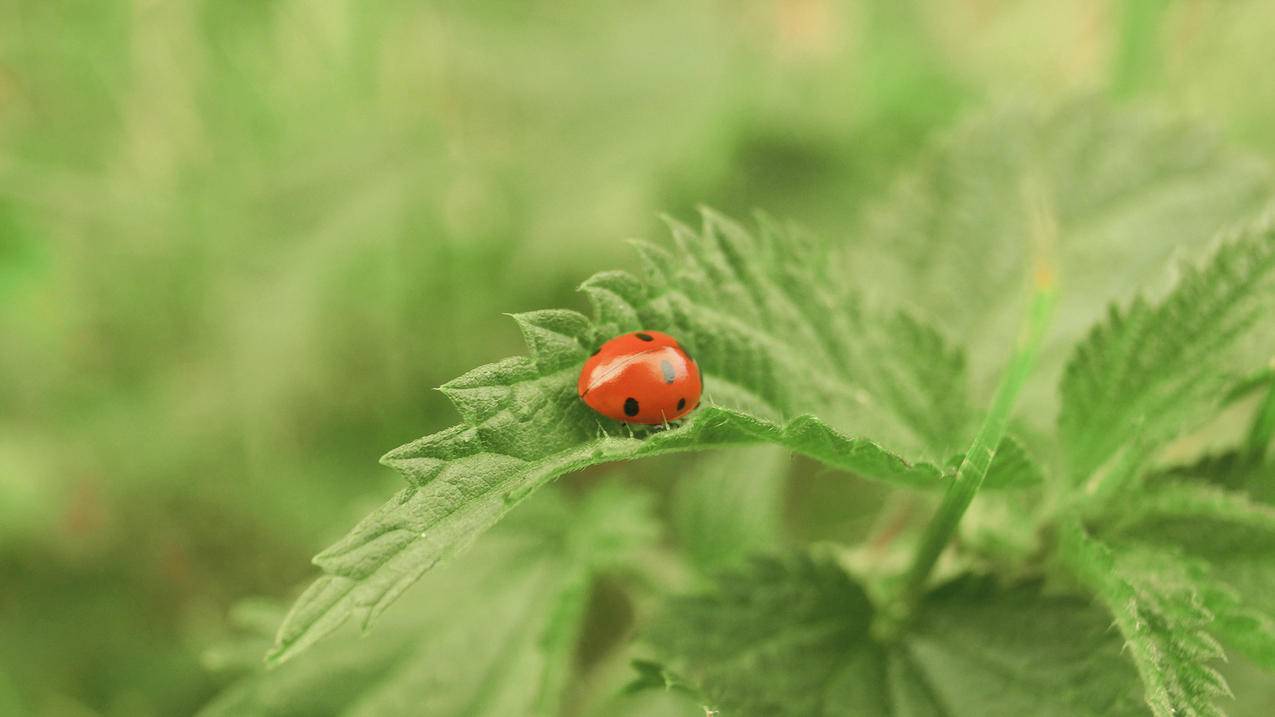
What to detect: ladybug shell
<box><xmin>578</xmin><ymin>331</ymin><xmax>702</xmax><ymax>424</ymax></box>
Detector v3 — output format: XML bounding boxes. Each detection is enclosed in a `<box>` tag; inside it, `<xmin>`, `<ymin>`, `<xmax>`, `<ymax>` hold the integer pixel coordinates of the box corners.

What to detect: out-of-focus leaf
<box><xmin>1106</xmin><ymin>482</ymin><xmax>1275</xmax><ymax>667</ymax></box>
<box><xmin>1060</xmin><ymin>523</ymin><xmax>1230</xmax><ymax>717</ymax></box>
<box><xmin>673</xmin><ymin>446</ymin><xmax>788</xmax><ymax>573</ymax></box>
<box><xmin>645</xmin><ymin>552</ymin><xmax>1145</xmax><ymax>716</ymax></box>
<box><xmin>204</xmin><ymin>487</ymin><xmax>657</xmax><ymax>717</ymax></box>
<box><xmin>858</xmin><ymin>101</ymin><xmax>1271</xmax><ymax>409</ymax></box>
<box><xmin>1060</xmin><ymin>215</ymin><xmax>1275</xmax><ymax>485</ymax></box>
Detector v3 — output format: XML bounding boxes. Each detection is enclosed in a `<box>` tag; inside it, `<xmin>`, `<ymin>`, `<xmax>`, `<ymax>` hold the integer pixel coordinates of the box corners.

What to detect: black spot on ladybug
<box><xmin>660</xmin><ymin>359</ymin><xmax>676</xmax><ymax>384</ymax></box>
<box><xmin>677</xmin><ymin>398</ymin><xmax>686</xmax><ymax>411</ymax></box>
<box><xmin>635</xmin><ymin>332</ymin><xmax>654</xmax><ymax>341</ymax></box>
<box><xmin>624</xmin><ymin>397</ymin><xmax>640</xmax><ymax>417</ymax></box>
<box><xmin>591</xmin><ymin>347</ymin><xmax>601</xmax><ymax>356</ymax></box>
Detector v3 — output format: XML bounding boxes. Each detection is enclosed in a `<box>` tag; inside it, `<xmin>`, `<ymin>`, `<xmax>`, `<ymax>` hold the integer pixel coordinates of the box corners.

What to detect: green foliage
<box><xmin>1060</xmin><ymin>216</ymin><xmax>1275</xmax><ymax>486</ymax></box>
<box><xmin>207</xmin><ymin>487</ymin><xmax>658</xmax><ymax>716</ymax></box>
<box><xmin>645</xmin><ymin>552</ymin><xmax>1145</xmax><ymax>716</ymax></box>
<box><xmin>951</xmin><ymin>435</ymin><xmax>1045</xmax><ymax>491</ymax></box>
<box><xmin>672</xmin><ymin>447</ymin><xmax>788</xmax><ymax>573</ymax></box>
<box><xmin>855</xmin><ymin>101</ymin><xmax>1270</xmax><ymax>410</ymax></box>
<box><xmin>1108</xmin><ymin>482</ymin><xmax>1275</xmax><ymax>668</ymax></box>
<box><xmin>12</xmin><ymin>3</ymin><xmax>1275</xmax><ymax>715</ymax></box>
<box><xmin>268</xmin><ymin>211</ymin><xmax>1019</xmax><ymax>663</ymax></box>
<box><xmin>1061</xmin><ymin>525</ymin><xmax>1231</xmax><ymax>717</ymax></box>
<box><xmin>243</xmin><ymin>100</ymin><xmax>1275</xmax><ymax>717</ymax></box>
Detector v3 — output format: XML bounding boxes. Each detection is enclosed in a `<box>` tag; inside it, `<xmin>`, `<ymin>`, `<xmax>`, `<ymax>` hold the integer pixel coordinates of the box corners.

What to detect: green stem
<box><xmin>1110</xmin><ymin>0</ymin><xmax>1171</xmax><ymax>98</ymax></box>
<box><xmin>884</xmin><ymin>280</ymin><xmax>1056</xmax><ymax>631</ymax></box>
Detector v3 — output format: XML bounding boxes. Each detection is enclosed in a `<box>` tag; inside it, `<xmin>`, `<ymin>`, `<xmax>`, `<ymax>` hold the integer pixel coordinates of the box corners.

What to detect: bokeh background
<box><xmin>3</xmin><ymin>1</ymin><xmax>1275</xmax><ymax>714</ymax></box>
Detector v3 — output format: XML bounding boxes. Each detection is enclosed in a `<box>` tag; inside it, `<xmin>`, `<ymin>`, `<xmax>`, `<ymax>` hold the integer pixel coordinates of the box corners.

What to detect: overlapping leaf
<box><xmin>1060</xmin><ymin>215</ymin><xmax>1275</xmax><ymax>484</ymax></box>
<box><xmin>206</xmin><ymin>488</ymin><xmax>656</xmax><ymax>717</ymax></box>
<box><xmin>950</xmin><ymin>434</ymin><xmax>1045</xmax><ymax>490</ymax></box>
<box><xmin>1107</xmin><ymin>482</ymin><xmax>1275</xmax><ymax>668</ymax></box>
<box><xmin>268</xmin><ymin>213</ymin><xmax>987</xmax><ymax>663</ymax></box>
<box><xmin>1061</xmin><ymin>523</ymin><xmax>1231</xmax><ymax>717</ymax></box>
<box><xmin>858</xmin><ymin>101</ymin><xmax>1271</xmax><ymax>409</ymax></box>
<box><xmin>644</xmin><ymin>552</ymin><xmax>1145</xmax><ymax>716</ymax></box>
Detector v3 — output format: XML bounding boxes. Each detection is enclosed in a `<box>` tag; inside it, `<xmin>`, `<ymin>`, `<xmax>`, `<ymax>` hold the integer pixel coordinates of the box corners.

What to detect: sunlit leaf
<box><xmin>269</xmin><ymin>213</ymin><xmax>976</xmax><ymax>663</ymax></box>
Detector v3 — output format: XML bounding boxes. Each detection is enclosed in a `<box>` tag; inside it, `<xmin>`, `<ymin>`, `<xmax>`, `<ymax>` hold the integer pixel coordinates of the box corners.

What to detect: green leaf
<box><xmin>0</xmin><ymin>672</ymin><xmax>24</xmax><ymax>717</ymax></box>
<box><xmin>1116</xmin><ymin>481</ymin><xmax>1275</xmax><ymax>537</ymax></box>
<box><xmin>207</xmin><ymin>488</ymin><xmax>656</xmax><ymax>717</ymax></box>
<box><xmin>1106</xmin><ymin>482</ymin><xmax>1275</xmax><ymax>668</ymax></box>
<box><xmin>673</xmin><ymin>446</ymin><xmax>788</xmax><ymax>573</ymax></box>
<box><xmin>645</xmin><ymin>552</ymin><xmax>1145</xmax><ymax>716</ymax></box>
<box><xmin>857</xmin><ymin>100</ymin><xmax>1271</xmax><ymax>411</ymax></box>
<box><xmin>948</xmin><ymin>434</ymin><xmax>1045</xmax><ymax>490</ymax></box>
<box><xmin>1060</xmin><ymin>523</ymin><xmax>1231</xmax><ymax>717</ymax></box>
<box><xmin>1157</xmin><ymin>450</ymin><xmax>1274</xmax><ymax>504</ymax></box>
<box><xmin>269</xmin><ymin>212</ymin><xmax>975</xmax><ymax>663</ymax></box>
<box><xmin>1059</xmin><ymin>215</ymin><xmax>1275</xmax><ymax>487</ymax></box>
<box><xmin>1200</xmin><ymin>579</ymin><xmax>1275</xmax><ymax>672</ymax></box>
<box><xmin>894</xmin><ymin>281</ymin><xmax>1055</xmax><ymax>614</ymax></box>
<box><xmin>623</xmin><ymin>660</ymin><xmax>705</xmax><ymax>701</ymax></box>
<box><xmin>644</xmin><ymin>552</ymin><xmax>884</xmax><ymax>716</ymax></box>
<box><xmin>905</xmin><ymin>577</ymin><xmax>1145</xmax><ymax>716</ymax></box>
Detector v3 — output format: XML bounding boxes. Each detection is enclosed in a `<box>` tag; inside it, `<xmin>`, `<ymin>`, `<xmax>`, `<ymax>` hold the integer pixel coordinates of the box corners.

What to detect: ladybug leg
<box><xmin>589</xmin><ymin>416</ymin><xmax>613</xmax><ymax>440</ymax></box>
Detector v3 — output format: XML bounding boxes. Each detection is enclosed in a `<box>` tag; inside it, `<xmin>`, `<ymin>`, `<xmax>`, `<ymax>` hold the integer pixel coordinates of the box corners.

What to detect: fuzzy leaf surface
<box><xmin>1107</xmin><ymin>482</ymin><xmax>1275</xmax><ymax>668</ymax></box>
<box><xmin>1060</xmin><ymin>216</ymin><xmax>1275</xmax><ymax>484</ymax></box>
<box><xmin>1060</xmin><ymin>524</ymin><xmax>1232</xmax><ymax>717</ymax></box>
<box><xmin>269</xmin><ymin>213</ymin><xmax>981</xmax><ymax>662</ymax></box>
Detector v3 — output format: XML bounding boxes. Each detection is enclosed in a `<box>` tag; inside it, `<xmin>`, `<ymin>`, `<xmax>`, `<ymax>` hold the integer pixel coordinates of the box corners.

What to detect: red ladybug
<box><xmin>578</xmin><ymin>331</ymin><xmax>702</xmax><ymax>424</ymax></box>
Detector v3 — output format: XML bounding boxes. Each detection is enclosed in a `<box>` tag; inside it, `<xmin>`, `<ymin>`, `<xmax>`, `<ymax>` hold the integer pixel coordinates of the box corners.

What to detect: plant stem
<box><xmin>1110</xmin><ymin>0</ymin><xmax>1171</xmax><ymax>98</ymax></box>
<box><xmin>882</xmin><ymin>277</ymin><xmax>1056</xmax><ymax>634</ymax></box>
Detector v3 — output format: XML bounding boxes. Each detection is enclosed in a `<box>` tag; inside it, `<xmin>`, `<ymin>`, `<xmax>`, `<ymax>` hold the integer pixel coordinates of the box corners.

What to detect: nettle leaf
<box><xmin>949</xmin><ymin>433</ymin><xmax>1045</xmax><ymax>490</ymax></box>
<box><xmin>644</xmin><ymin>552</ymin><xmax>1145</xmax><ymax>717</ymax></box>
<box><xmin>1158</xmin><ymin>450</ymin><xmax>1274</xmax><ymax>504</ymax></box>
<box><xmin>1060</xmin><ymin>215</ymin><xmax>1275</xmax><ymax>485</ymax></box>
<box><xmin>858</xmin><ymin>101</ymin><xmax>1271</xmax><ymax>410</ymax></box>
<box><xmin>1107</xmin><ymin>482</ymin><xmax>1275</xmax><ymax>668</ymax></box>
<box><xmin>269</xmin><ymin>212</ymin><xmax>997</xmax><ymax>663</ymax></box>
<box><xmin>1061</xmin><ymin>523</ymin><xmax>1230</xmax><ymax>717</ymax></box>
<box><xmin>644</xmin><ymin>553</ymin><xmax>882</xmax><ymax>716</ymax></box>
<box><xmin>206</xmin><ymin>488</ymin><xmax>656</xmax><ymax>717</ymax></box>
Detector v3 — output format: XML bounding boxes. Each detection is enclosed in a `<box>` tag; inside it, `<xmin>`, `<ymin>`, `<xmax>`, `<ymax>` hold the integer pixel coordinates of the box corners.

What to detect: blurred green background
<box><xmin>3</xmin><ymin>1</ymin><xmax>1275</xmax><ymax>714</ymax></box>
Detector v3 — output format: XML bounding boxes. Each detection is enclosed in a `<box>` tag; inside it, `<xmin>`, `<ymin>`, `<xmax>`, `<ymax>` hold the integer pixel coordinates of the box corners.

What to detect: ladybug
<box><xmin>578</xmin><ymin>330</ymin><xmax>702</xmax><ymax>425</ymax></box>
